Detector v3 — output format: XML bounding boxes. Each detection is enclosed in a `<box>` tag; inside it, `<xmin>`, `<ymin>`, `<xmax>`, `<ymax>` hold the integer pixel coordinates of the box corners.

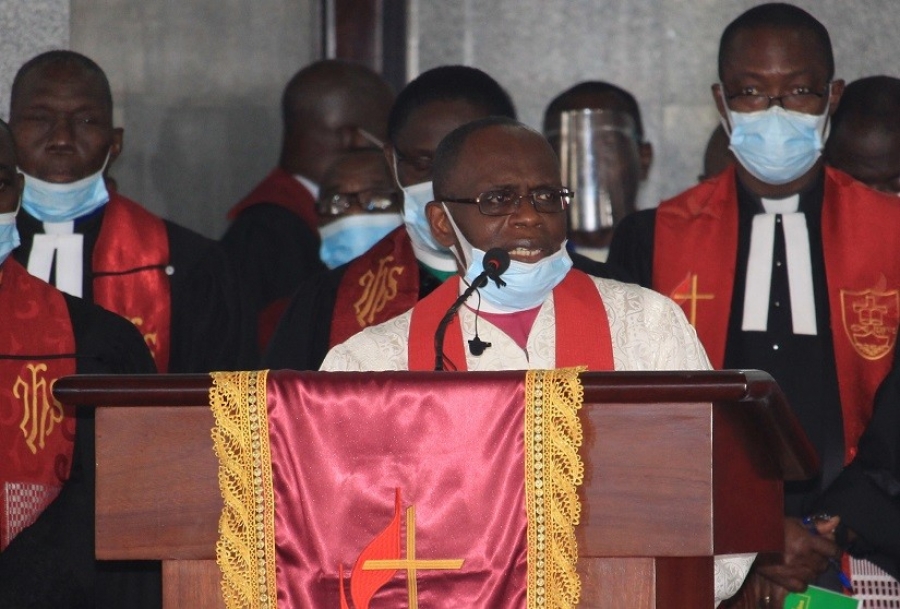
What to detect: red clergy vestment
<box><xmin>330</xmin><ymin>226</ymin><xmax>421</xmax><ymax>348</ymax></box>
<box><xmin>0</xmin><ymin>259</ymin><xmax>76</xmax><ymax>550</ymax></box>
<box><xmin>92</xmin><ymin>193</ymin><xmax>172</xmax><ymax>372</ymax></box>
<box><xmin>653</xmin><ymin>166</ymin><xmax>900</xmax><ymax>461</ymax></box>
<box><xmin>226</xmin><ymin>167</ymin><xmax>319</xmax><ymax>235</ymax></box>
<box><xmin>407</xmin><ymin>269</ymin><xmax>615</xmax><ymax>371</ymax></box>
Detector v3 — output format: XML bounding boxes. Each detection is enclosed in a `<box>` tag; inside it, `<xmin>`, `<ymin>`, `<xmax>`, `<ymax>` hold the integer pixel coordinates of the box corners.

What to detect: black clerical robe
<box><xmin>0</xmin><ymin>260</ymin><xmax>158</xmax><ymax>608</ymax></box>
<box><xmin>221</xmin><ymin>170</ymin><xmax>326</xmax><ymax>360</ymax></box>
<box><xmin>15</xmin><ymin>198</ymin><xmax>245</xmax><ymax>372</ymax></box>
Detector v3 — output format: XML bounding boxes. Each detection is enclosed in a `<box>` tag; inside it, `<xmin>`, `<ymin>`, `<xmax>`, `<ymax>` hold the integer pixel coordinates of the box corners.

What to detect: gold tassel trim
<box><xmin>210</xmin><ymin>370</ymin><xmax>277</xmax><ymax>609</ymax></box>
<box><xmin>525</xmin><ymin>367</ymin><xmax>586</xmax><ymax>609</ymax></box>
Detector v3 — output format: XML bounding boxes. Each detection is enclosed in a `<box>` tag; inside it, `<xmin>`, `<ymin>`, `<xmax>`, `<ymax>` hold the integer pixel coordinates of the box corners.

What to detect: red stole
<box><xmin>0</xmin><ymin>259</ymin><xmax>76</xmax><ymax>550</ymax></box>
<box><xmin>653</xmin><ymin>167</ymin><xmax>900</xmax><ymax>461</ymax></box>
<box><xmin>407</xmin><ymin>269</ymin><xmax>615</xmax><ymax>371</ymax></box>
<box><xmin>330</xmin><ymin>226</ymin><xmax>420</xmax><ymax>348</ymax></box>
<box><xmin>93</xmin><ymin>193</ymin><xmax>172</xmax><ymax>372</ymax></box>
<box><xmin>227</xmin><ymin>167</ymin><xmax>319</xmax><ymax>234</ymax></box>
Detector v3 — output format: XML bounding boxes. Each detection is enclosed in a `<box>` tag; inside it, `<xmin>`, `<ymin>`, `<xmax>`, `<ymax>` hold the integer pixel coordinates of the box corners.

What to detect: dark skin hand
<box><xmin>752</xmin><ymin>516</ymin><xmax>841</xmax><ymax>606</ymax></box>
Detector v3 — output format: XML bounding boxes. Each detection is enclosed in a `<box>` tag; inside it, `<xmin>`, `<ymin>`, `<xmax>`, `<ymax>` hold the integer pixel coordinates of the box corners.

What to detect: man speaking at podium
<box><xmin>321</xmin><ymin>117</ymin><xmax>752</xmax><ymax>604</ymax></box>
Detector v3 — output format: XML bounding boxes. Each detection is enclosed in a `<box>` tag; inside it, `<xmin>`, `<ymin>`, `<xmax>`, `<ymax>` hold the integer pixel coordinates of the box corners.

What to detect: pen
<box><xmin>802</xmin><ymin>515</ymin><xmax>855</xmax><ymax>594</ymax></box>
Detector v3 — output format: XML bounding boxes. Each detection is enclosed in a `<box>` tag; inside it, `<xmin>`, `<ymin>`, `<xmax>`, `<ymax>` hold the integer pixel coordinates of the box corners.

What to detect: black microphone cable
<box><xmin>434</xmin><ymin>248</ymin><xmax>510</xmax><ymax>370</ymax></box>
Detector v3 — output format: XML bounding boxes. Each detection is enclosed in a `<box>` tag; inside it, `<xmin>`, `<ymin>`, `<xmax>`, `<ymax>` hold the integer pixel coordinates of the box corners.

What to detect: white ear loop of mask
<box><xmin>440</xmin><ymin>202</ymin><xmax>473</xmax><ymax>274</ymax></box>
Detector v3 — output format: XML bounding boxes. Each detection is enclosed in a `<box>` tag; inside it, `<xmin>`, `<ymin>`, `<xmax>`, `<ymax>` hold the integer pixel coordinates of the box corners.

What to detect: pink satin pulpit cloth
<box><xmin>210</xmin><ymin>369</ymin><xmax>585</xmax><ymax>609</ymax></box>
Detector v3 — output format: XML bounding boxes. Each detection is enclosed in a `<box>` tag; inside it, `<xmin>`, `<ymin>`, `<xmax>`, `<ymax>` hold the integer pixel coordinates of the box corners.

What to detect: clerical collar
<box><xmin>294</xmin><ymin>174</ymin><xmax>319</xmax><ymax>199</ymax></box>
<box><xmin>28</xmin><ymin>220</ymin><xmax>84</xmax><ymax>298</ymax></box>
<box><xmin>736</xmin><ymin>168</ymin><xmax>825</xmax><ymax>214</ymax></box>
<box><xmin>418</xmin><ymin>260</ymin><xmax>455</xmax><ymax>283</ymax></box>
<box><xmin>737</xmin><ymin>170</ymin><xmax>824</xmax><ymax>336</ymax></box>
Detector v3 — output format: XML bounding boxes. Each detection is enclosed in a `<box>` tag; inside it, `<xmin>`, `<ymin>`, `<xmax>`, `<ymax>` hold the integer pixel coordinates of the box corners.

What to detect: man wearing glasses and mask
<box><xmin>609</xmin><ymin>3</ymin><xmax>900</xmax><ymax>605</ymax></box>
<box><xmin>315</xmin><ymin>149</ymin><xmax>403</xmax><ymax>270</ymax></box>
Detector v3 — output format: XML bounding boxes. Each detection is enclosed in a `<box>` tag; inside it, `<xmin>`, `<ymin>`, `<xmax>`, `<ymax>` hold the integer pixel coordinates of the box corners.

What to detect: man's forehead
<box><xmin>15</xmin><ymin>63</ymin><xmax>108</xmax><ymax>104</ymax></box>
<box><xmin>449</xmin><ymin>127</ymin><xmax>558</xmax><ymax>184</ymax></box>
<box><xmin>722</xmin><ymin>26</ymin><xmax>828</xmax><ymax>75</ymax></box>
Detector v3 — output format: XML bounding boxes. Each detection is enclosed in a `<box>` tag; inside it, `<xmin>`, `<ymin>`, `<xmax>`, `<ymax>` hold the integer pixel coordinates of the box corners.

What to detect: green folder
<box><xmin>784</xmin><ymin>585</ymin><xmax>860</xmax><ymax>608</ymax></box>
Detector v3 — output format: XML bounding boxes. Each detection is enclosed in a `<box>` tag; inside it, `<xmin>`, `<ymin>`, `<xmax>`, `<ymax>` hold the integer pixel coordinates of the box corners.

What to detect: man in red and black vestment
<box><xmin>0</xmin><ymin>117</ymin><xmax>157</xmax><ymax>608</ymax></box>
<box><xmin>609</xmin><ymin>4</ymin><xmax>900</xmax><ymax>604</ymax></box>
<box><xmin>11</xmin><ymin>50</ymin><xmax>244</xmax><ymax>374</ymax></box>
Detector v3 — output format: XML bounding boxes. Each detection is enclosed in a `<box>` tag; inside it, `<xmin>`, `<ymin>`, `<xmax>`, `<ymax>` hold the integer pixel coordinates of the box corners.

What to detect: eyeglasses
<box><xmin>316</xmin><ymin>189</ymin><xmax>401</xmax><ymax>217</ymax></box>
<box><xmin>723</xmin><ymin>83</ymin><xmax>831</xmax><ymax>113</ymax></box>
<box><xmin>441</xmin><ymin>188</ymin><xmax>573</xmax><ymax>216</ymax></box>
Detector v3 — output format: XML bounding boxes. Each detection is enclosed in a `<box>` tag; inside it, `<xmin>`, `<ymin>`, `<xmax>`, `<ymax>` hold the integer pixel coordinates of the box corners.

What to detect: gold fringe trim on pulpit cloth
<box><xmin>525</xmin><ymin>367</ymin><xmax>586</xmax><ymax>609</ymax></box>
<box><xmin>210</xmin><ymin>370</ymin><xmax>277</xmax><ymax>609</ymax></box>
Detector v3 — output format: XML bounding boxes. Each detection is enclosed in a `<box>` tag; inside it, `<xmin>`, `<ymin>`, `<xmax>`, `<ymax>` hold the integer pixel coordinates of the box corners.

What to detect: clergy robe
<box><xmin>320</xmin><ymin>270</ymin><xmax>753</xmax><ymax>604</ymax></box>
<box><xmin>221</xmin><ymin>168</ymin><xmax>326</xmax><ymax>359</ymax></box>
<box><xmin>0</xmin><ymin>258</ymin><xmax>158</xmax><ymax>608</ymax></box>
<box><xmin>15</xmin><ymin>194</ymin><xmax>245</xmax><ymax>372</ymax></box>
<box><xmin>608</xmin><ymin>166</ymin><xmax>900</xmax><ymax>580</ymax></box>
<box><xmin>263</xmin><ymin>225</ymin><xmax>632</xmax><ymax>370</ymax></box>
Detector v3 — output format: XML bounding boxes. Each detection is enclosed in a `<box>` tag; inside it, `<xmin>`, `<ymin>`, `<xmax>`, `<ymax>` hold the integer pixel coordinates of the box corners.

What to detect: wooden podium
<box><xmin>54</xmin><ymin>370</ymin><xmax>817</xmax><ymax>609</ymax></box>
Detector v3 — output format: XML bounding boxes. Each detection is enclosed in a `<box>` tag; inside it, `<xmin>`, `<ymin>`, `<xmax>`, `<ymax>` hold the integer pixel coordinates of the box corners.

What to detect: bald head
<box><xmin>826</xmin><ymin>76</ymin><xmax>900</xmax><ymax>193</ymax></box>
<box><xmin>279</xmin><ymin>60</ymin><xmax>395</xmax><ymax>182</ymax></box>
<box><xmin>11</xmin><ymin>50</ymin><xmax>113</xmax><ymax>120</ymax></box>
<box><xmin>432</xmin><ymin>116</ymin><xmax>539</xmax><ymax>197</ymax></box>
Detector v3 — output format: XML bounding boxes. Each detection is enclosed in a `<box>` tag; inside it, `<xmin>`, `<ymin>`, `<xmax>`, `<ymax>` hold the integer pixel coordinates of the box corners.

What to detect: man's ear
<box><xmin>711</xmin><ymin>83</ymin><xmax>729</xmax><ymax>123</ymax></box>
<box><xmin>109</xmin><ymin>127</ymin><xmax>124</xmax><ymax>166</ymax></box>
<box><xmin>827</xmin><ymin>79</ymin><xmax>845</xmax><ymax>116</ymax></box>
<box><xmin>638</xmin><ymin>141</ymin><xmax>653</xmax><ymax>181</ymax></box>
<box><xmin>425</xmin><ymin>201</ymin><xmax>457</xmax><ymax>248</ymax></box>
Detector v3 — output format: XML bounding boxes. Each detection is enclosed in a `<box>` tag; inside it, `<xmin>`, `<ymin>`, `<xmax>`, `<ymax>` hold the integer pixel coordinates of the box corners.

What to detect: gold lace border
<box><xmin>525</xmin><ymin>368</ymin><xmax>586</xmax><ymax>609</ymax></box>
<box><xmin>210</xmin><ymin>370</ymin><xmax>277</xmax><ymax>609</ymax></box>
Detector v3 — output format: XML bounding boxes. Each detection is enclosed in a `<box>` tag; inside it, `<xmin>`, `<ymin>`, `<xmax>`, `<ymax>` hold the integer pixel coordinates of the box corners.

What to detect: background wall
<box><xmin>0</xmin><ymin>1</ymin><xmax>896</xmax><ymax>238</ymax></box>
<box><xmin>0</xmin><ymin>0</ymin><xmax>68</xmax><ymax>113</ymax></box>
<box><xmin>69</xmin><ymin>0</ymin><xmax>321</xmax><ymax>238</ymax></box>
<box><xmin>412</xmin><ymin>0</ymin><xmax>900</xmax><ymax>214</ymax></box>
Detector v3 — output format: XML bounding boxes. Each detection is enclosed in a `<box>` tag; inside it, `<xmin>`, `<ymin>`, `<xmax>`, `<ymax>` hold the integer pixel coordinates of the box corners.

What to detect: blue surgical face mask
<box><xmin>318</xmin><ymin>212</ymin><xmax>403</xmax><ymax>269</ymax></box>
<box><xmin>722</xmin><ymin>89</ymin><xmax>830</xmax><ymax>185</ymax></box>
<box><xmin>21</xmin><ymin>153</ymin><xmax>111</xmax><ymax>222</ymax></box>
<box><xmin>392</xmin><ymin>155</ymin><xmax>457</xmax><ymax>272</ymax></box>
<box><xmin>442</xmin><ymin>203</ymin><xmax>573</xmax><ymax>313</ymax></box>
<box><xmin>0</xmin><ymin>200</ymin><xmax>21</xmax><ymax>266</ymax></box>
<box><xmin>465</xmin><ymin>246</ymin><xmax>573</xmax><ymax>312</ymax></box>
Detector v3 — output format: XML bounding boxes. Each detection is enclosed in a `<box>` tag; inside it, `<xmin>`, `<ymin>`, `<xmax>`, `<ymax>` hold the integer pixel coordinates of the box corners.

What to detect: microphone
<box><xmin>434</xmin><ymin>248</ymin><xmax>510</xmax><ymax>370</ymax></box>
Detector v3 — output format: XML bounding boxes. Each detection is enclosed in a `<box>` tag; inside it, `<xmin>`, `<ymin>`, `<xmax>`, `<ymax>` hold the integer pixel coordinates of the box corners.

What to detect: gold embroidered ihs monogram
<box><xmin>353</xmin><ymin>255</ymin><xmax>405</xmax><ymax>327</ymax></box>
<box><xmin>129</xmin><ymin>316</ymin><xmax>159</xmax><ymax>353</ymax></box>
<box><xmin>13</xmin><ymin>363</ymin><xmax>64</xmax><ymax>454</ymax></box>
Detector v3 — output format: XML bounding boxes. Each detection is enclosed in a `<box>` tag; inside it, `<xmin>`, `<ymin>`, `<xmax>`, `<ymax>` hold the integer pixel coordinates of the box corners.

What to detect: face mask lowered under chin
<box><xmin>21</xmin><ymin>154</ymin><xmax>112</xmax><ymax>223</ymax></box>
<box><xmin>318</xmin><ymin>212</ymin><xmax>403</xmax><ymax>269</ymax></box>
<box><xmin>464</xmin><ymin>246</ymin><xmax>573</xmax><ymax>313</ymax></box>
<box><xmin>723</xmin><ymin>98</ymin><xmax>830</xmax><ymax>186</ymax></box>
<box><xmin>0</xmin><ymin>202</ymin><xmax>21</xmax><ymax>266</ymax></box>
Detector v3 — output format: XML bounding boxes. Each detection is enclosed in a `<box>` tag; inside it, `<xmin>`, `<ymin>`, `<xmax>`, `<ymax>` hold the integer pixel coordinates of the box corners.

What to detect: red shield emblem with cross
<box><xmin>840</xmin><ymin>288</ymin><xmax>900</xmax><ymax>361</ymax></box>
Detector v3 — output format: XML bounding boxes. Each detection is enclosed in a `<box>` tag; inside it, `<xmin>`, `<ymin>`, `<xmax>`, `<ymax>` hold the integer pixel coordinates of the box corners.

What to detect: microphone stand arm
<box><xmin>434</xmin><ymin>273</ymin><xmax>488</xmax><ymax>371</ymax></box>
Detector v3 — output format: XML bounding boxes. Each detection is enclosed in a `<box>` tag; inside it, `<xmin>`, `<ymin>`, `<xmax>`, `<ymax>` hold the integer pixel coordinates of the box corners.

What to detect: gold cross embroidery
<box><xmin>362</xmin><ymin>505</ymin><xmax>464</xmax><ymax>609</ymax></box>
<box><xmin>672</xmin><ymin>274</ymin><xmax>715</xmax><ymax>326</ymax></box>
